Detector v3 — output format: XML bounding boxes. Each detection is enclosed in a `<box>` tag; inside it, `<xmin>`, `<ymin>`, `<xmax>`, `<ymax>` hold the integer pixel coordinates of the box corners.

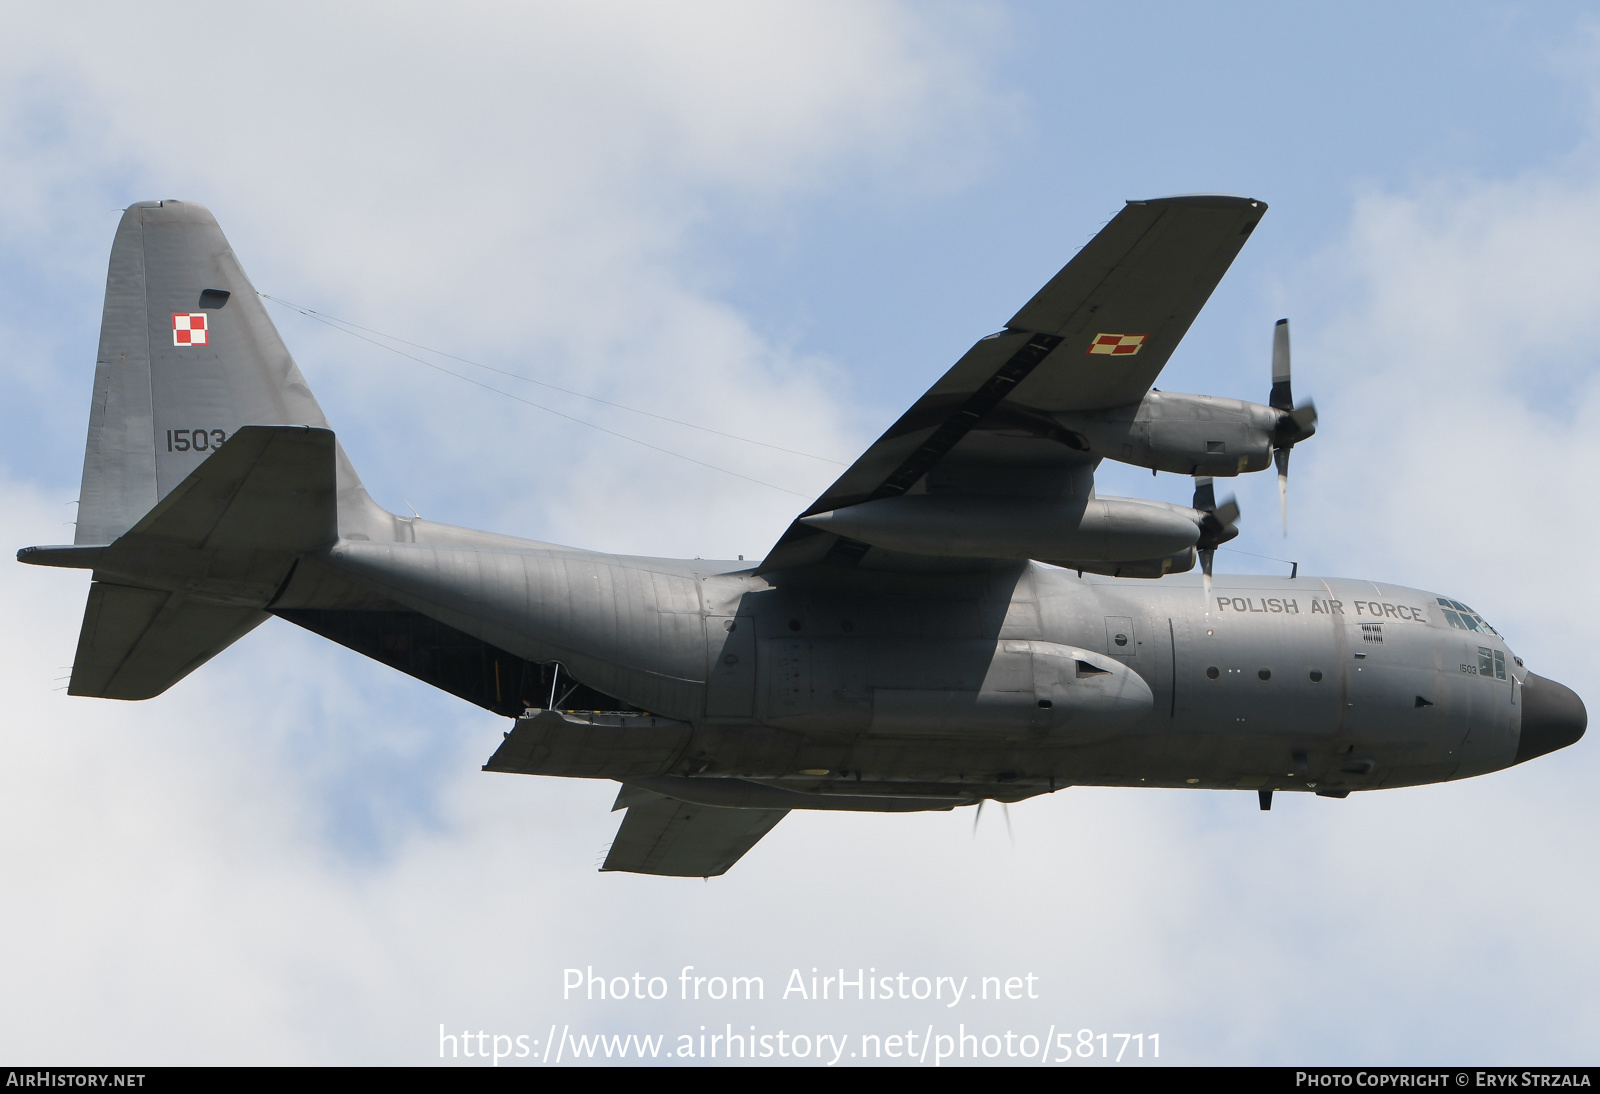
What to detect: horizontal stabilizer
<box><xmin>125</xmin><ymin>424</ymin><xmax>336</xmax><ymax>553</ymax></box>
<box><xmin>69</xmin><ymin>582</ymin><xmax>267</xmax><ymax>700</ymax></box>
<box><xmin>600</xmin><ymin>789</ymin><xmax>786</xmax><ymax>877</ymax></box>
<box><xmin>44</xmin><ymin>426</ymin><xmax>339</xmax><ymax>700</ymax></box>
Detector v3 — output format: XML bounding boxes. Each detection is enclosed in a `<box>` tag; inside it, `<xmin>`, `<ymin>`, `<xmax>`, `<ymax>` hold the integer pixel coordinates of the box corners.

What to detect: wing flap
<box><xmin>760</xmin><ymin>330</ymin><xmax>1061</xmax><ymax>572</ymax></box>
<box><xmin>484</xmin><ymin>710</ymin><xmax>691</xmax><ymax>779</ymax></box>
<box><xmin>600</xmin><ymin>790</ymin><xmax>787</xmax><ymax>877</ymax></box>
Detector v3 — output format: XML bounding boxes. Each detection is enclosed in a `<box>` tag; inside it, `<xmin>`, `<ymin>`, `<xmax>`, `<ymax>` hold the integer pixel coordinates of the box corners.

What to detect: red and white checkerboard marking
<box><xmin>1086</xmin><ymin>332</ymin><xmax>1146</xmax><ymax>356</ymax></box>
<box><xmin>172</xmin><ymin>312</ymin><xmax>208</xmax><ymax>346</ymax></box>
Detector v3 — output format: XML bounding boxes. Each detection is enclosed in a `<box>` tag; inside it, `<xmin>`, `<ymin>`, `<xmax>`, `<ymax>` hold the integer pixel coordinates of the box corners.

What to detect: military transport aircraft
<box><xmin>19</xmin><ymin>196</ymin><xmax>1586</xmax><ymax>877</ymax></box>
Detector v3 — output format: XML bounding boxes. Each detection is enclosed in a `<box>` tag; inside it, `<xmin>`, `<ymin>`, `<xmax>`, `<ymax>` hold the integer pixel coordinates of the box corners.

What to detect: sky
<box><xmin>0</xmin><ymin>0</ymin><xmax>1596</xmax><ymax>1066</ymax></box>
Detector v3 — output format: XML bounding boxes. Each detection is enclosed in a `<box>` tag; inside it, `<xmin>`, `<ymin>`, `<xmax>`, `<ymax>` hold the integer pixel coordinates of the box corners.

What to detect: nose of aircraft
<box><xmin>1514</xmin><ymin>673</ymin><xmax>1587</xmax><ymax>764</ymax></box>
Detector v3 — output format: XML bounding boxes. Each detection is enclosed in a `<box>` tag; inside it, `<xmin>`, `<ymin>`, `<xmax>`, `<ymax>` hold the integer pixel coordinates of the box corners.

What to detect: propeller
<box><xmin>971</xmin><ymin>799</ymin><xmax>1015</xmax><ymax>847</ymax></box>
<box><xmin>1268</xmin><ymin>319</ymin><xmax>1317</xmax><ymax>534</ymax></box>
<box><xmin>1193</xmin><ymin>476</ymin><xmax>1240</xmax><ymax>602</ymax></box>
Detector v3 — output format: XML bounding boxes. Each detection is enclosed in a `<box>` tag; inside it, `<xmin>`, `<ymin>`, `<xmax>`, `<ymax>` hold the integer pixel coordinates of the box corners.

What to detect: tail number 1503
<box><xmin>166</xmin><ymin>428</ymin><xmax>229</xmax><ymax>453</ymax></box>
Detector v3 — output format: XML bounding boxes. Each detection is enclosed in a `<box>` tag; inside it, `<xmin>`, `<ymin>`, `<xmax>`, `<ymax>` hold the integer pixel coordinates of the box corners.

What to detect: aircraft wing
<box><xmin>600</xmin><ymin>786</ymin><xmax>787</xmax><ymax>877</ymax></box>
<box><xmin>759</xmin><ymin>194</ymin><xmax>1266</xmax><ymax>573</ymax></box>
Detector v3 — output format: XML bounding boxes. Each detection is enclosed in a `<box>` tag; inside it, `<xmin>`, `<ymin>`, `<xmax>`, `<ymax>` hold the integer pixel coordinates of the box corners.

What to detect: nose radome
<box><xmin>1515</xmin><ymin>673</ymin><xmax>1587</xmax><ymax>764</ymax></box>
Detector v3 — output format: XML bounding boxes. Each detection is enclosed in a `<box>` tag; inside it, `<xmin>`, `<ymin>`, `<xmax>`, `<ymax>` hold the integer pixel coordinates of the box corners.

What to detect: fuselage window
<box><xmin>1493</xmin><ymin>649</ymin><xmax>1506</xmax><ymax>680</ymax></box>
<box><xmin>1477</xmin><ymin>646</ymin><xmax>1496</xmax><ymax>677</ymax></box>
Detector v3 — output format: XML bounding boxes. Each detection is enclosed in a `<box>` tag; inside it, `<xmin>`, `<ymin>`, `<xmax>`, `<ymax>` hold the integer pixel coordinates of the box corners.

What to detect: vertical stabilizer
<box><xmin>44</xmin><ymin>200</ymin><xmax>397</xmax><ymax>699</ymax></box>
<box><xmin>76</xmin><ymin>200</ymin><xmax>333</xmax><ymax>544</ymax></box>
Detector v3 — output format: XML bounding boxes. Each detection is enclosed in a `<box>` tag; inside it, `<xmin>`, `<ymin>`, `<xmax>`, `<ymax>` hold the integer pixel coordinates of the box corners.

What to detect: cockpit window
<box><xmin>1437</xmin><ymin>597</ymin><xmax>1498</xmax><ymax>636</ymax></box>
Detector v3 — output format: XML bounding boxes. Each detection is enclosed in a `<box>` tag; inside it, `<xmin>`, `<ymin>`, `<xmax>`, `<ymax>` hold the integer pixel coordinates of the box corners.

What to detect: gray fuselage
<box><xmin>278</xmin><ymin>520</ymin><xmax>1539</xmax><ymax>803</ymax></box>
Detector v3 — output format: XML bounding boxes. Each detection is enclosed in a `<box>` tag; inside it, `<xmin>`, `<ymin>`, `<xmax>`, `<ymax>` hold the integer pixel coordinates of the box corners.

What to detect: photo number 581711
<box><xmin>166</xmin><ymin>428</ymin><xmax>228</xmax><ymax>453</ymax></box>
<box><xmin>1057</xmin><ymin>1030</ymin><xmax>1158</xmax><ymax>1062</ymax></box>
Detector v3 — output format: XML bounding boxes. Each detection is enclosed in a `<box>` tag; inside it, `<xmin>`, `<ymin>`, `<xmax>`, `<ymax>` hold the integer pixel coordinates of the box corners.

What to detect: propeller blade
<box><xmin>972</xmin><ymin>798</ymin><xmax>984</xmax><ymax>837</ymax></box>
<box><xmin>1270</xmin><ymin>318</ymin><xmax>1292</xmax><ymax>410</ymax></box>
<box><xmin>1214</xmin><ymin>497</ymin><xmax>1240</xmax><ymax>529</ymax></box>
<box><xmin>1267</xmin><ymin>319</ymin><xmax>1313</xmax><ymax>536</ymax></box>
<box><xmin>1194</xmin><ymin>475</ymin><xmax>1238</xmax><ymax>604</ymax></box>
<box><xmin>1275</xmin><ymin>447</ymin><xmax>1290</xmax><ymax>535</ymax></box>
<box><xmin>1002</xmin><ymin>802</ymin><xmax>1014</xmax><ymax>848</ymax></box>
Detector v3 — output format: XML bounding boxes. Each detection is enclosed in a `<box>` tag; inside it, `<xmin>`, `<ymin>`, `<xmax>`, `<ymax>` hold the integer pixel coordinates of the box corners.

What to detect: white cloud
<box><xmin>0</xmin><ymin>1</ymin><xmax>1007</xmax><ymax>553</ymax></box>
<box><xmin>1298</xmin><ymin>159</ymin><xmax>1600</xmax><ymax>669</ymax></box>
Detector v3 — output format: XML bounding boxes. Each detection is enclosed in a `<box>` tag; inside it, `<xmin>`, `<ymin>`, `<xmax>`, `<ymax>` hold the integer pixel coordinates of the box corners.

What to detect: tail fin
<box><xmin>76</xmin><ymin>200</ymin><xmax>332</xmax><ymax>545</ymax></box>
<box><xmin>27</xmin><ymin>200</ymin><xmax>394</xmax><ymax>699</ymax></box>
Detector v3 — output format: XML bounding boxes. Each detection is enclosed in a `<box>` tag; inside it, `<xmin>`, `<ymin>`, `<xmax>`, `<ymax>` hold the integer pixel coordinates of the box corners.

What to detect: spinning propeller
<box><xmin>972</xmin><ymin>799</ymin><xmax>1014</xmax><ymax>847</ymax></box>
<box><xmin>1268</xmin><ymin>319</ymin><xmax>1317</xmax><ymax>534</ymax></box>
<box><xmin>1192</xmin><ymin>475</ymin><xmax>1239</xmax><ymax>601</ymax></box>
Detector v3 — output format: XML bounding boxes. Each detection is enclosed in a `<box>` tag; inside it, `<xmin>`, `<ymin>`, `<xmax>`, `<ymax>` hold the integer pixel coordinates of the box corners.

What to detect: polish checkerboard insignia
<box><xmin>172</xmin><ymin>312</ymin><xmax>208</xmax><ymax>346</ymax></box>
<box><xmin>1086</xmin><ymin>333</ymin><xmax>1146</xmax><ymax>356</ymax></box>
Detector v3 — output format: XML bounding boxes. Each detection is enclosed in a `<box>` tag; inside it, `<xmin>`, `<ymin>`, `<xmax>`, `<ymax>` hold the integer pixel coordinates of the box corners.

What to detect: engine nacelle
<box><xmin>1043</xmin><ymin>548</ymin><xmax>1197</xmax><ymax>580</ymax></box>
<box><xmin>799</xmin><ymin>494</ymin><xmax>1202</xmax><ymax>562</ymax></box>
<box><xmin>1054</xmin><ymin>390</ymin><xmax>1283</xmax><ymax>476</ymax></box>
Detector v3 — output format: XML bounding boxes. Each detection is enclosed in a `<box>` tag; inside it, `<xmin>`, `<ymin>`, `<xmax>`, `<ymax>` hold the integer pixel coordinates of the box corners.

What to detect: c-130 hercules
<box><xmin>20</xmin><ymin>195</ymin><xmax>1585</xmax><ymax>876</ymax></box>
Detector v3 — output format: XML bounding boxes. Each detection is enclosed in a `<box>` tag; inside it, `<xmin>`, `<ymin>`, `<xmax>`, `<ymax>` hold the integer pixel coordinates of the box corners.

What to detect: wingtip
<box><xmin>17</xmin><ymin>544</ymin><xmax>105</xmax><ymax>568</ymax></box>
<box><xmin>1126</xmin><ymin>194</ymin><xmax>1267</xmax><ymax>210</ymax></box>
